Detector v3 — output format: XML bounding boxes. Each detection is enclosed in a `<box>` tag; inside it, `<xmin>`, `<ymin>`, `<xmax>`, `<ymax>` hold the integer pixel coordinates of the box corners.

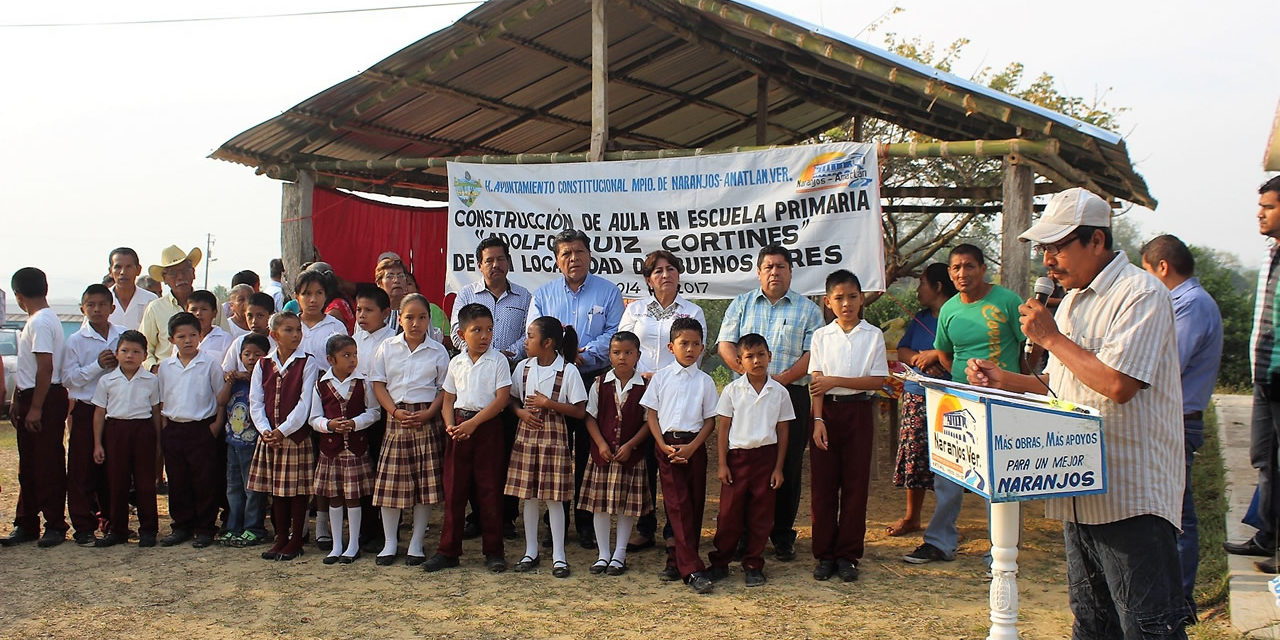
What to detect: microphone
<box><xmin>1024</xmin><ymin>276</ymin><xmax>1056</xmax><ymax>355</ymax></box>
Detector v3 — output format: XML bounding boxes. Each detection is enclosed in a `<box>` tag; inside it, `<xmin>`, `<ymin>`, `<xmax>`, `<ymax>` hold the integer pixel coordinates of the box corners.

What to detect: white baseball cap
<box><xmin>1018</xmin><ymin>187</ymin><xmax>1112</xmax><ymax>244</ymax></box>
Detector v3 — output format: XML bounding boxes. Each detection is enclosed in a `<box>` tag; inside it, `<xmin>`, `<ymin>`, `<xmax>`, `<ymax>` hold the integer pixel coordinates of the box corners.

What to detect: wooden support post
<box><xmin>852</xmin><ymin>114</ymin><xmax>865</xmax><ymax>142</ymax></box>
<box><xmin>280</xmin><ymin>170</ymin><xmax>316</xmax><ymax>296</ymax></box>
<box><xmin>755</xmin><ymin>76</ymin><xmax>768</xmax><ymax>145</ymax></box>
<box><xmin>1001</xmin><ymin>157</ymin><xmax>1034</xmax><ymax>299</ymax></box>
<box><xmin>589</xmin><ymin>0</ymin><xmax>608</xmax><ymax>162</ymax></box>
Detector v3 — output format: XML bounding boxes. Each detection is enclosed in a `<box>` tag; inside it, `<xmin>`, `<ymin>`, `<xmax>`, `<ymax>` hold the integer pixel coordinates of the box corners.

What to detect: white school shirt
<box><xmin>92</xmin><ymin>367</ymin><xmax>159</xmax><ymax>420</ymax></box>
<box><xmin>108</xmin><ymin>286</ymin><xmax>158</xmax><ymax>330</ymax></box>
<box><xmin>307</xmin><ymin>371</ymin><xmax>381</xmax><ymax>433</ymax></box>
<box><xmin>511</xmin><ymin>356</ymin><xmax>587</xmax><ymax>406</ymax></box>
<box><xmin>807</xmin><ymin>320</ymin><xmax>890</xmax><ymax>396</ymax></box>
<box><xmin>61</xmin><ymin>323</ymin><xmax>124</xmax><ymax>403</ymax></box>
<box><xmin>16</xmin><ymin>307</ymin><xmax>65</xmax><ymax>389</ymax></box>
<box><xmin>300</xmin><ymin>314</ymin><xmax>349</xmax><ymax>362</ymax></box>
<box><xmin>715</xmin><ymin>375</ymin><xmax>795</xmax><ymax>450</ymax></box>
<box><xmin>639</xmin><ymin>362</ymin><xmax>718</xmax><ymax>434</ymax></box>
<box><xmin>199</xmin><ymin>325</ymin><xmax>235</xmax><ymax>362</ymax></box>
<box><xmin>442</xmin><ymin>348</ymin><xmax>513</xmax><ymax>412</ymax></box>
<box><xmin>354</xmin><ymin>324</ymin><xmax>394</xmax><ymax>378</ymax></box>
<box><xmin>221</xmin><ymin>332</ymin><xmax>276</xmax><ymax>374</ymax></box>
<box><xmin>585</xmin><ymin>370</ymin><xmax>644</xmax><ymax>419</ymax></box>
<box><xmin>226</xmin><ymin>320</ymin><xmax>251</xmax><ymax>339</ymax></box>
<box><xmin>157</xmin><ymin>350</ymin><xmax>224</xmax><ymax>422</ymax></box>
<box><xmin>368</xmin><ymin>333</ymin><xmax>450</xmax><ymax>404</ymax></box>
<box><xmin>249</xmin><ymin>348</ymin><xmax>322</xmax><ymax>436</ymax></box>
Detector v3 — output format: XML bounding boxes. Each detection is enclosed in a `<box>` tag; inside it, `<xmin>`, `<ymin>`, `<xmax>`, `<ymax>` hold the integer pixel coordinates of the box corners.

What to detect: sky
<box><xmin>1</xmin><ymin>0</ymin><xmax>1276</xmax><ymax>304</ymax></box>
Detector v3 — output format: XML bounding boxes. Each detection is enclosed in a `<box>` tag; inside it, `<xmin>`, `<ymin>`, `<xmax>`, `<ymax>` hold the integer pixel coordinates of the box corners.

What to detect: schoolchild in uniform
<box><xmin>246</xmin><ymin>311</ymin><xmax>322</xmax><ymax>561</ymax></box>
<box><xmin>581</xmin><ymin>331</ymin><xmax>652</xmax><ymax>576</ymax></box>
<box><xmin>188</xmin><ymin>290</ymin><xmax>233</xmax><ymax>362</ymax></box>
<box><xmin>426</xmin><ymin>303</ymin><xmax>513</xmax><ymax>573</ymax></box>
<box><xmin>157</xmin><ymin>312</ymin><xmax>226</xmax><ymax>548</ymax></box>
<box><xmin>506</xmin><ymin>316</ymin><xmax>587</xmax><ymax>578</ymax></box>
<box><xmin>640</xmin><ymin>316</ymin><xmax>719</xmax><ymax>594</ymax></box>
<box><xmin>91</xmin><ymin>330</ymin><xmax>161</xmax><ymax>548</ymax></box>
<box><xmin>62</xmin><ymin>284</ymin><xmax>124</xmax><ymax>546</ymax></box>
<box><xmin>367</xmin><ymin>293</ymin><xmax>449</xmax><ymax>566</ymax></box>
<box><xmin>705</xmin><ymin>333</ymin><xmax>793</xmax><ymax>587</ymax></box>
<box><xmin>296</xmin><ymin>270</ymin><xmax>349</xmax><ymax>362</ymax></box>
<box><xmin>309</xmin><ymin>334</ymin><xmax>380</xmax><ymax>564</ymax></box>
<box><xmin>808</xmin><ymin>269</ymin><xmax>890</xmax><ymax>582</ymax></box>
<box><xmin>352</xmin><ymin>285</ymin><xmax>395</xmax><ymax>551</ymax></box>
<box><xmin>221</xmin><ymin>292</ymin><xmax>275</xmax><ymax>375</ymax></box>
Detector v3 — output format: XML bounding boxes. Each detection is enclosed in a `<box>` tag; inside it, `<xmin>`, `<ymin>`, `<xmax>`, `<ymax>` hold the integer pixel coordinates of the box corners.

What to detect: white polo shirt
<box><xmin>16</xmin><ymin>307</ymin><xmax>65</xmax><ymax>390</ymax></box>
<box><xmin>511</xmin><ymin>355</ymin><xmax>587</xmax><ymax>405</ymax></box>
<box><xmin>92</xmin><ymin>367</ymin><xmax>159</xmax><ymax>420</ymax></box>
<box><xmin>308</xmin><ymin>371</ymin><xmax>381</xmax><ymax>433</ymax></box>
<box><xmin>354</xmin><ymin>324</ymin><xmax>394</xmax><ymax>378</ymax></box>
<box><xmin>300</xmin><ymin>314</ymin><xmax>349</xmax><ymax>362</ymax></box>
<box><xmin>157</xmin><ymin>350</ymin><xmax>224</xmax><ymax>422</ymax></box>
<box><xmin>639</xmin><ymin>362</ymin><xmax>718</xmax><ymax>434</ymax></box>
<box><xmin>368</xmin><ymin>333</ymin><xmax>450</xmax><ymax>404</ymax></box>
<box><xmin>62</xmin><ymin>323</ymin><xmax>124</xmax><ymax>403</ymax></box>
<box><xmin>108</xmin><ymin>286</ymin><xmax>158</xmax><ymax>331</ymax></box>
<box><xmin>808</xmin><ymin>319</ymin><xmax>890</xmax><ymax>395</ymax></box>
<box><xmin>585</xmin><ymin>370</ymin><xmax>644</xmax><ymax>419</ymax></box>
<box><xmin>221</xmin><ymin>332</ymin><xmax>275</xmax><ymax>374</ymax></box>
<box><xmin>442</xmin><ymin>348</ymin><xmax>513</xmax><ymax>412</ymax></box>
<box><xmin>715</xmin><ymin>374</ymin><xmax>795</xmax><ymax>449</ymax></box>
<box><xmin>249</xmin><ymin>348</ymin><xmax>322</xmax><ymax>436</ymax></box>
<box><xmin>199</xmin><ymin>325</ymin><xmax>235</xmax><ymax>362</ymax></box>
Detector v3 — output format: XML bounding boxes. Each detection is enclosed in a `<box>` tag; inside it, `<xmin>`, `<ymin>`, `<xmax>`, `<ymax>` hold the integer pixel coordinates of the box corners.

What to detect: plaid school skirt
<box><xmin>579</xmin><ymin>457</ymin><xmax>651</xmax><ymax>517</ymax></box>
<box><xmin>314</xmin><ymin>447</ymin><xmax>375</xmax><ymax>500</ymax></box>
<box><xmin>504</xmin><ymin>411</ymin><xmax>573</xmax><ymax>503</ymax></box>
<box><xmin>373</xmin><ymin>403</ymin><xmax>445</xmax><ymax>509</ymax></box>
<box><xmin>246</xmin><ymin>436</ymin><xmax>315</xmax><ymax>497</ymax></box>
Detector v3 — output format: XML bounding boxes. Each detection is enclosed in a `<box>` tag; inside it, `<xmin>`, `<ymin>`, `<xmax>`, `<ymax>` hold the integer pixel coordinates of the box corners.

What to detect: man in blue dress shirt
<box><xmin>527</xmin><ymin>229</ymin><xmax>623</xmax><ymax>547</ymax></box>
<box><xmin>1142</xmin><ymin>234</ymin><xmax>1222</xmax><ymax>605</ymax></box>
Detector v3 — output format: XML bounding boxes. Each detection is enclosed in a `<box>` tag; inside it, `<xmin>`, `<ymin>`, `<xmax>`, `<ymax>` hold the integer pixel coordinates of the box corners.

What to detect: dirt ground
<box><xmin>0</xmin><ymin>410</ymin><xmax>1073</xmax><ymax>640</ymax></box>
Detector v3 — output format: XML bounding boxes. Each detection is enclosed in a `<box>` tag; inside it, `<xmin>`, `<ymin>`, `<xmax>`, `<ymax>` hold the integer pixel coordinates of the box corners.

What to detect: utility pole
<box><xmin>204</xmin><ymin>233</ymin><xmax>216</xmax><ymax>289</ymax></box>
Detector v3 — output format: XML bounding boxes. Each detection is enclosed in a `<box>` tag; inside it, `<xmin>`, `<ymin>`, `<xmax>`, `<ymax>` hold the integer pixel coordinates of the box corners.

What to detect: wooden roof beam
<box><xmin>285</xmin><ymin>107</ymin><xmax>509</xmax><ymax>156</ymax></box>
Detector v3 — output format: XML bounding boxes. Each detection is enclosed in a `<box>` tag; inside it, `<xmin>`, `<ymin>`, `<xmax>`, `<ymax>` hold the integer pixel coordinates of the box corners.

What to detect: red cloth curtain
<box><xmin>310</xmin><ymin>187</ymin><xmax>452</xmax><ymax>312</ymax></box>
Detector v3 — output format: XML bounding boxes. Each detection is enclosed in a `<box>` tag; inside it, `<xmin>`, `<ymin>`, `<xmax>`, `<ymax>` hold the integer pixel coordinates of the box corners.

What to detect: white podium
<box><xmin>919</xmin><ymin>377</ymin><xmax>1105</xmax><ymax>640</ymax></box>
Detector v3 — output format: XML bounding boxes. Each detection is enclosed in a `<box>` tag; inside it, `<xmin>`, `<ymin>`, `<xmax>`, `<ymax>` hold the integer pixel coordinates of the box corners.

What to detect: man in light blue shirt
<box><xmin>527</xmin><ymin>229</ymin><xmax>624</xmax><ymax>547</ymax></box>
<box><xmin>452</xmin><ymin>236</ymin><xmax>531</xmax><ymax>365</ymax></box>
<box><xmin>1142</xmin><ymin>234</ymin><xmax>1222</xmax><ymax>608</ymax></box>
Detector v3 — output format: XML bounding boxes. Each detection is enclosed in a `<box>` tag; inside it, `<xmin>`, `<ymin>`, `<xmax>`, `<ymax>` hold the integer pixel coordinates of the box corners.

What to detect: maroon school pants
<box><xmin>810</xmin><ymin>399</ymin><xmax>874</xmax><ymax>563</ymax></box>
<box><xmin>709</xmin><ymin>444</ymin><xmax>778</xmax><ymax>571</ymax></box>
<box><xmin>162</xmin><ymin>418</ymin><xmax>219</xmax><ymax>536</ymax></box>
<box><xmin>104</xmin><ymin>417</ymin><xmax>159</xmax><ymax>536</ymax></box>
<box><xmin>67</xmin><ymin>400</ymin><xmax>110</xmax><ymax>536</ymax></box>
<box><xmin>438</xmin><ymin>412</ymin><xmax>504</xmax><ymax>558</ymax></box>
<box><xmin>658</xmin><ymin>432</ymin><xmax>707</xmax><ymax>578</ymax></box>
<box><xmin>11</xmin><ymin>386</ymin><xmax>70</xmax><ymax>534</ymax></box>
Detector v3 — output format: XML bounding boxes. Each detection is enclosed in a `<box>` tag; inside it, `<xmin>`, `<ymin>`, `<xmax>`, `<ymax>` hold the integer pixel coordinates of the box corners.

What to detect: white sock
<box><xmin>408</xmin><ymin>504</ymin><xmax>430</xmax><ymax>557</ymax></box>
<box><xmin>522</xmin><ymin>500</ymin><xmax>540</xmax><ymax>560</ymax></box>
<box><xmin>547</xmin><ymin>500</ymin><xmax>567</xmax><ymax>564</ymax></box>
<box><xmin>614</xmin><ymin>515</ymin><xmax>636</xmax><ymax>564</ymax></box>
<box><xmin>379</xmin><ymin>507</ymin><xmax>400</xmax><ymax>557</ymax></box>
<box><xmin>593</xmin><ymin>512</ymin><xmax>611</xmax><ymax>562</ymax></box>
<box><xmin>344</xmin><ymin>506</ymin><xmax>363</xmax><ymax>557</ymax></box>
<box><xmin>316</xmin><ymin>509</ymin><xmax>331</xmax><ymax>540</ymax></box>
<box><xmin>327</xmin><ymin>506</ymin><xmax>344</xmax><ymax>558</ymax></box>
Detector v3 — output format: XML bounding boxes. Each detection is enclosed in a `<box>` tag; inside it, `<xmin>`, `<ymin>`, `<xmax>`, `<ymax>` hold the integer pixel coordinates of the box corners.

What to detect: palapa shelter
<box><xmin>212</xmin><ymin>0</ymin><xmax>1155</xmax><ymax>298</ymax></box>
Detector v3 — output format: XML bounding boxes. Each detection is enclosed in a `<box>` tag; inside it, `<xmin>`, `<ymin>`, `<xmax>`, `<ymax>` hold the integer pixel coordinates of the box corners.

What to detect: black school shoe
<box><xmin>191</xmin><ymin>534</ymin><xmax>215</xmax><ymax>549</ymax></box>
<box><xmin>836</xmin><ymin>558</ymin><xmax>859</xmax><ymax>582</ymax></box>
<box><xmin>813</xmin><ymin>559</ymin><xmax>837</xmax><ymax>581</ymax></box>
<box><xmin>423</xmin><ymin>553</ymin><xmax>460</xmax><ymax>572</ymax></box>
<box><xmin>744</xmin><ymin>568</ymin><xmax>767</xmax><ymax>587</ymax></box>
<box><xmin>95</xmin><ymin>533</ymin><xmax>126</xmax><ymax>548</ymax></box>
<box><xmin>686</xmin><ymin>572</ymin><xmax>714</xmax><ymax>594</ymax></box>
<box><xmin>485</xmin><ymin>555</ymin><xmax>507</xmax><ymax>573</ymax></box>
<box><xmin>462</xmin><ymin>520</ymin><xmax>481</xmax><ymax>540</ymax></box>
<box><xmin>704</xmin><ymin>565</ymin><xmax>730</xmax><ymax>582</ymax></box>
<box><xmin>323</xmin><ymin>554</ymin><xmax>342</xmax><ymax>565</ymax></box>
<box><xmin>773</xmin><ymin>541</ymin><xmax>796</xmax><ymax>562</ymax></box>
<box><xmin>0</xmin><ymin>526</ymin><xmax>39</xmax><ymax>547</ymax></box>
<box><xmin>74</xmin><ymin>532</ymin><xmax>99</xmax><ymax>547</ymax></box>
<box><xmin>1224</xmin><ymin>536</ymin><xmax>1275</xmax><ymax>557</ymax></box>
<box><xmin>160</xmin><ymin>529</ymin><xmax>192</xmax><ymax>547</ymax></box>
<box><xmin>138</xmin><ymin>533</ymin><xmax>158</xmax><ymax>548</ymax></box>
<box><xmin>37</xmin><ymin>529</ymin><xmax>66</xmax><ymax>548</ymax></box>
<box><xmin>659</xmin><ymin>565</ymin><xmax>681</xmax><ymax>582</ymax></box>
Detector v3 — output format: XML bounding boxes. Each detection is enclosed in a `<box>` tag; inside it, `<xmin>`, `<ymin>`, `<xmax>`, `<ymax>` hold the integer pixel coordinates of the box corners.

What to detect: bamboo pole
<box><xmin>590</xmin><ymin>0</ymin><xmax>609</xmax><ymax>161</ymax></box>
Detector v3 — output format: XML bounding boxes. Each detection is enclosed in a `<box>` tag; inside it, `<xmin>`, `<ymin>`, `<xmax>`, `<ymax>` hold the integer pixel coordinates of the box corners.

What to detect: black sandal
<box><xmin>552</xmin><ymin>560</ymin><xmax>571</xmax><ymax>578</ymax></box>
<box><xmin>513</xmin><ymin>555</ymin><xmax>540</xmax><ymax>572</ymax></box>
<box><xmin>606</xmin><ymin>559</ymin><xmax>628</xmax><ymax>576</ymax></box>
<box><xmin>589</xmin><ymin>558</ymin><xmax>609</xmax><ymax>574</ymax></box>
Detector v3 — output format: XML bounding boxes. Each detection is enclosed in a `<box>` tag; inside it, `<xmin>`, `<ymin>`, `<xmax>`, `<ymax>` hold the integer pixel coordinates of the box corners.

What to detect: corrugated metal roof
<box><xmin>212</xmin><ymin>0</ymin><xmax>1155</xmax><ymax>207</ymax></box>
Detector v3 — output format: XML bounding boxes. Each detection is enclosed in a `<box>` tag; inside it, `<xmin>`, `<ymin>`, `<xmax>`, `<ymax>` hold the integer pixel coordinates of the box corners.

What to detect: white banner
<box><xmin>445</xmin><ymin>143</ymin><xmax>884</xmax><ymax>299</ymax></box>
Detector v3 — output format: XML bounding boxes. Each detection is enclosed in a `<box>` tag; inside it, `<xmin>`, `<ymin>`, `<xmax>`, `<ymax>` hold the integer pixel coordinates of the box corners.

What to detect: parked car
<box><xmin>1</xmin><ymin>328</ymin><xmax>16</xmax><ymax>417</ymax></box>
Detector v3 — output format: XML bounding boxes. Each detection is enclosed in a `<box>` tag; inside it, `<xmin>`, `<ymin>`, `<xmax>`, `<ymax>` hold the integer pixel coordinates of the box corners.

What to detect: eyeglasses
<box><xmin>383</xmin><ymin>272</ymin><xmax>408</xmax><ymax>282</ymax></box>
<box><xmin>1034</xmin><ymin>236</ymin><xmax>1079</xmax><ymax>257</ymax></box>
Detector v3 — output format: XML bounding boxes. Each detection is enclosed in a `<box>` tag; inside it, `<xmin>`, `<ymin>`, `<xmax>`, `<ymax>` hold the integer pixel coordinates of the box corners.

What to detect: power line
<box><xmin>0</xmin><ymin>1</ymin><xmax>483</xmax><ymax>28</ymax></box>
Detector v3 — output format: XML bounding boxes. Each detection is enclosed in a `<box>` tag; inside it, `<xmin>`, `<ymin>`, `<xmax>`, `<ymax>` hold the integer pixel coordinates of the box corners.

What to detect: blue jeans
<box><xmin>923</xmin><ymin>476</ymin><xmax>964</xmax><ymax>557</ymax></box>
<box><xmin>226</xmin><ymin>443</ymin><xmax>266</xmax><ymax>536</ymax></box>
<box><xmin>1177</xmin><ymin>418</ymin><xmax>1203</xmax><ymax>606</ymax></box>
<box><xmin>1064</xmin><ymin>515</ymin><xmax>1191</xmax><ymax>640</ymax></box>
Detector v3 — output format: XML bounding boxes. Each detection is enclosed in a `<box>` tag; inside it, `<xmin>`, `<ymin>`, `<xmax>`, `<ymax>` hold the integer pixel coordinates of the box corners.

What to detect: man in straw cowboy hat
<box><xmin>139</xmin><ymin>245</ymin><xmax>202</xmax><ymax>371</ymax></box>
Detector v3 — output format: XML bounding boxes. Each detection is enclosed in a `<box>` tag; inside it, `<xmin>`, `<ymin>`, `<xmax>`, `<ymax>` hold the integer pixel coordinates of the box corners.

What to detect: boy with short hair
<box><xmin>639</xmin><ymin>316</ymin><xmax>719</xmax><ymax>594</ymax></box>
<box><xmin>2</xmin><ymin>267</ymin><xmax>70</xmax><ymax>548</ymax></box>
<box><xmin>188</xmin><ymin>289</ymin><xmax>233</xmax><ymax>361</ymax></box>
<box><xmin>157</xmin><ymin>312</ymin><xmax>226</xmax><ymax>548</ymax></box>
<box><xmin>92</xmin><ymin>330</ymin><xmax>162</xmax><ymax>547</ymax></box>
<box><xmin>352</xmin><ymin>285</ymin><xmax>395</xmax><ymax>551</ymax></box>
<box><xmin>706</xmin><ymin>333</ymin><xmax>793</xmax><ymax>587</ymax></box>
<box><xmin>429</xmin><ymin>303</ymin><xmax>513</xmax><ymax>573</ymax></box>
<box><xmin>808</xmin><ymin>269</ymin><xmax>890</xmax><ymax>582</ymax></box>
<box><xmin>62</xmin><ymin>284</ymin><xmax>125</xmax><ymax>546</ymax></box>
<box><xmin>218</xmin><ymin>333</ymin><xmax>271</xmax><ymax>547</ymax></box>
<box><xmin>222</xmin><ymin>292</ymin><xmax>275</xmax><ymax>375</ymax></box>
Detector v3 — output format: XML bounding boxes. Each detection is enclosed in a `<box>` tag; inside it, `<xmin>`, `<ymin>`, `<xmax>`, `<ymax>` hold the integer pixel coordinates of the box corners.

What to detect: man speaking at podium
<box><xmin>966</xmin><ymin>188</ymin><xmax>1190</xmax><ymax>640</ymax></box>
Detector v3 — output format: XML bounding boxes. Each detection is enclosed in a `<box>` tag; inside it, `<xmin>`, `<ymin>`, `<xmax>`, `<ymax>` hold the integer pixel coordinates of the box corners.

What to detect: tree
<box><xmin>1190</xmin><ymin>246</ymin><xmax>1254</xmax><ymax>391</ymax></box>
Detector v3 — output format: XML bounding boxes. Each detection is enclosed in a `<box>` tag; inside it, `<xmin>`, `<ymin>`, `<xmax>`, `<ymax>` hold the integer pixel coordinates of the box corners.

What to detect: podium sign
<box><xmin>923</xmin><ymin>380</ymin><xmax>1106</xmax><ymax>503</ymax></box>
